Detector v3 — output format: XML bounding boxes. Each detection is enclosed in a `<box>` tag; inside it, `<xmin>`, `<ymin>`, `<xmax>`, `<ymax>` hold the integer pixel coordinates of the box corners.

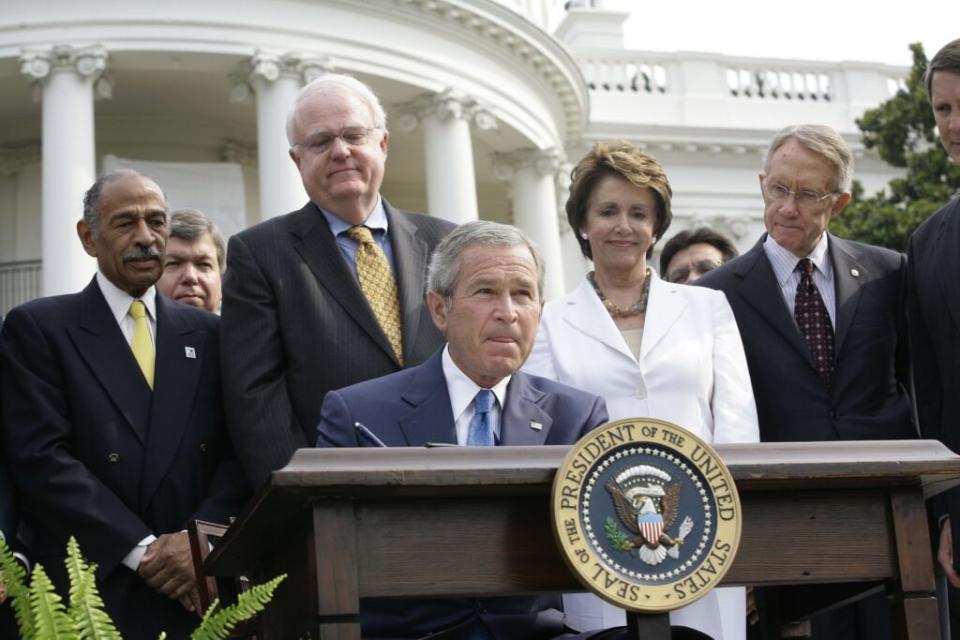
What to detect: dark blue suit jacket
<box><xmin>698</xmin><ymin>234</ymin><xmax>914</xmax><ymax>443</ymax></box>
<box><xmin>0</xmin><ymin>461</ymin><xmax>13</xmax><ymax>545</ymax></box>
<box><xmin>0</xmin><ymin>314</ymin><xmax>14</xmax><ymax>543</ymax></box>
<box><xmin>0</xmin><ymin>278</ymin><xmax>249</xmax><ymax>640</ymax></box>
<box><xmin>316</xmin><ymin>349</ymin><xmax>609</xmax><ymax>640</ymax></box>
<box><xmin>908</xmin><ymin>196</ymin><xmax>960</xmax><ymax>563</ymax></box>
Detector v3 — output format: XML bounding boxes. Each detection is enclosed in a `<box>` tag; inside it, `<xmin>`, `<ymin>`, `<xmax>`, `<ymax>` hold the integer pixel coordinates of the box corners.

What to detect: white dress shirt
<box><xmin>441</xmin><ymin>346</ymin><xmax>509</xmax><ymax>445</ymax></box>
<box><xmin>763</xmin><ymin>233</ymin><xmax>837</xmax><ymax>328</ymax></box>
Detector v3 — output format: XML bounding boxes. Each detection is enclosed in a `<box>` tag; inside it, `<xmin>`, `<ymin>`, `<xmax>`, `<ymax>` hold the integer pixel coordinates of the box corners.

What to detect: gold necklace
<box><xmin>588</xmin><ymin>269</ymin><xmax>651</xmax><ymax>318</ymax></box>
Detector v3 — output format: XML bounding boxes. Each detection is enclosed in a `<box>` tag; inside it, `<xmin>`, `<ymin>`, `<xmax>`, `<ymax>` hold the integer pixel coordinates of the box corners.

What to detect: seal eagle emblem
<box><xmin>605</xmin><ymin>465</ymin><xmax>695</xmax><ymax>565</ymax></box>
<box><xmin>551</xmin><ymin>418</ymin><xmax>742</xmax><ymax>612</ymax></box>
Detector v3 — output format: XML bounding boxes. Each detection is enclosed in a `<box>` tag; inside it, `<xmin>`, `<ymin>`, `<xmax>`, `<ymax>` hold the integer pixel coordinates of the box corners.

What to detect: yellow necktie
<box><xmin>128</xmin><ymin>300</ymin><xmax>155</xmax><ymax>389</ymax></box>
<box><xmin>347</xmin><ymin>226</ymin><xmax>404</xmax><ymax>365</ymax></box>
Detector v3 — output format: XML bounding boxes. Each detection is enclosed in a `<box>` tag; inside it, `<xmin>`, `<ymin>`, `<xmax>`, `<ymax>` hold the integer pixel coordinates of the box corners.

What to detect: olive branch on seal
<box><xmin>604</xmin><ymin>516</ymin><xmax>635</xmax><ymax>555</ymax></box>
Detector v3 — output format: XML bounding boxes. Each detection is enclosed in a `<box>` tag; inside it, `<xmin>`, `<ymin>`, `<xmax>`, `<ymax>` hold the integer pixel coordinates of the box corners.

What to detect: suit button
<box><xmin>199</xmin><ymin>443</ymin><xmax>208</xmax><ymax>453</ymax></box>
<box><xmin>107</xmin><ymin>452</ymin><xmax>120</xmax><ymax>463</ymax></box>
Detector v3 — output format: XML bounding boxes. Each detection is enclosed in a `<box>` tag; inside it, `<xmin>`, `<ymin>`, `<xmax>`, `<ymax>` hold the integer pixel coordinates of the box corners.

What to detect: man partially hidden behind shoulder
<box><xmin>315</xmin><ymin>221</ymin><xmax>621</xmax><ymax>640</ymax></box>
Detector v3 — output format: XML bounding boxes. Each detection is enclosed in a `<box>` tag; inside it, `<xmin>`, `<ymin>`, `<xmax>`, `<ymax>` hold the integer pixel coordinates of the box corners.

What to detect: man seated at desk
<box><xmin>316</xmin><ymin>220</ymin><xmax>611</xmax><ymax>640</ymax></box>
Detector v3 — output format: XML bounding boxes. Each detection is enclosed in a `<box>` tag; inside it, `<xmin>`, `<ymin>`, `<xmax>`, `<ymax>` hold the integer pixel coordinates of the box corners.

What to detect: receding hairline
<box><xmin>286</xmin><ymin>75</ymin><xmax>386</xmax><ymax>146</ymax></box>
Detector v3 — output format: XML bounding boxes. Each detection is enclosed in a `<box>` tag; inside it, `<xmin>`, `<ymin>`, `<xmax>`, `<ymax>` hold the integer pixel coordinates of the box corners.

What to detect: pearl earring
<box><xmin>580</xmin><ymin>232</ymin><xmax>588</xmax><ymax>240</ymax></box>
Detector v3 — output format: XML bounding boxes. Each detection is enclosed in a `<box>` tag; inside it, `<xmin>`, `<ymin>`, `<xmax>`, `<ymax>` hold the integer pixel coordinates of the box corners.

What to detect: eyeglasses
<box><xmin>667</xmin><ymin>260</ymin><xmax>723</xmax><ymax>284</ymax></box>
<box><xmin>764</xmin><ymin>183</ymin><xmax>837</xmax><ymax>209</ymax></box>
<box><xmin>296</xmin><ymin>126</ymin><xmax>380</xmax><ymax>154</ymax></box>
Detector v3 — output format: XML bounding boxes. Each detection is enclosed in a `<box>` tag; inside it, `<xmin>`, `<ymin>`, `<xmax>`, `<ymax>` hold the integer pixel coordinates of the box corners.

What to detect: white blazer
<box><xmin>523</xmin><ymin>271</ymin><xmax>759</xmax><ymax>640</ymax></box>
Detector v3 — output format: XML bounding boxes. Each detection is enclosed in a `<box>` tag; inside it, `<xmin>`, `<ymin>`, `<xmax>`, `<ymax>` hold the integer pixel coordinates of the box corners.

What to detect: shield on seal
<box><xmin>638</xmin><ymin>512</ymin><xmax>664</xmax><ymax>546</ymax></box>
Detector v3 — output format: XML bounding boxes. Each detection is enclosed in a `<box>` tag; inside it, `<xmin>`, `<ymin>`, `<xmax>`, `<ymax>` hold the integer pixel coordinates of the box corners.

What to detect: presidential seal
<box><xmin>551</xmin><ymin>418</ymin><xmax>741</xmax><ymax>612</ymax></box>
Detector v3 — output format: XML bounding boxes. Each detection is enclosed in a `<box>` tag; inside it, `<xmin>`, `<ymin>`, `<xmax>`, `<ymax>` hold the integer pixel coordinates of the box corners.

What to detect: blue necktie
<box><xmin>466</xmin><ymin>389</ymin><xmax>495</xmax><ymax>446</ymax></box>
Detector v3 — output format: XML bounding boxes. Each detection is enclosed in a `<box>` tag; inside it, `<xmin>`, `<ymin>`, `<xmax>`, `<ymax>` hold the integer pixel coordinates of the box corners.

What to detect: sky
<box><xmin>608</xmin><ymin>0</ymin><xmax>955</xmax><ymax>67</ymax></box>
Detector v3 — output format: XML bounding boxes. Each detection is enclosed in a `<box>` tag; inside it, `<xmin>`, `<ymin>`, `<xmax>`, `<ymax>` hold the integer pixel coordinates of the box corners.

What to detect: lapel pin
<box><xmin>530</xmin><ymin>421</ymin><xmax>543</xmax><ymax>432</ymax></box>
<box><xmin>184</xmin><ymin>346</ymin><xmax>196</xmax><ymax>359</ymax></box>
<box><xmin>850</xmin><ymin>268</ymin><xmax>860</xmax><ymax>278</ymax></box>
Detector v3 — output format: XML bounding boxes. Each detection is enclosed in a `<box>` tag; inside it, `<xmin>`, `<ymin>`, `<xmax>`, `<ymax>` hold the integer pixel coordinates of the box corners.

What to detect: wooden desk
<box><xmin>207</xmin><ymin>440</ymin><xmax>960</xmax><ymax>639</ymax></box>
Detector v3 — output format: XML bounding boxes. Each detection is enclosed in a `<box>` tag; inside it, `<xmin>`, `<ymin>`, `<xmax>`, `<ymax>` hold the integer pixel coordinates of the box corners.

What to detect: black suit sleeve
<box><xmin>221</xmin><ymin>233</ymin><xmax>309</xmax><ymax>489</ymax></box>
<box><xmin>0</xmin><ymin>307</ymin><xmax>151</xmax><ymax>573</ymax></box>
<box><xmin>907</xmin><ymin>239</ymin><xmax>943</xmax><ymax>443</ymax></box>
<box><xmin>894</xmin><ymin>252</ymin><xmax>913</xmax><ymax>407</ymax></box>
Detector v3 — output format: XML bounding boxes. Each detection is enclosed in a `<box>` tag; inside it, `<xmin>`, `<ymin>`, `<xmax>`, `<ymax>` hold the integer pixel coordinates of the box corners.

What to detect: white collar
<box><xmin>96</xmin><ymin>270</ymin><xmax>157</xmax><ymax>326</ymax></box>
<box><xmin>320</xmin><ymin>195</ymin><xmax>387</xmax><ymax>236</ymax></box>
<box><xmin>441</xmin><ymin>344</ymin><xmax>510</xmax><ymax>419</ymax></box>
<box><xmin>763</xmin><ymin>232</ymin><xmax>832</xmax><ymax>287</ymax></box>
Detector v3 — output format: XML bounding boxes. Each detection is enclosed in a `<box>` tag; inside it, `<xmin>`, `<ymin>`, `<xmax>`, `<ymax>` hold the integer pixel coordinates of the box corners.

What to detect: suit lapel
<box><xmin>561</xmin><ymin>279</ymin><xmax>636</xmax><ymax>362</ymax></box>
<box><xmin>289</xmin><ymin>203</ymin><xmax>399</xmax><ymax>363</ymax></box>
<box><xmin>933</xmin><ymin>204</ymin><xmax>960</xmax><ymax>334</ymax></box>
<box><xmin>500</xmin><ymin>371</ymin><xmax>553</xmax><ymax>446</ymax></box>
<box><xmin>139</xmin><ymin>297</ymin><xmax>205</xmax><ymax>509</ymax></box>
<box><xmin>67</xmin><ymin>279</ymin><xmax>151</xmax><ymax>444</ymax></box>
<box><xmin>733</xmin><ymin>240</ymin><xmax>813</xmax><ymax>367</ymax></box>
<box><xmin>640</xmin><ymin>272</ymin><xmax>686</xmax><ymax>360</ymax></box>
<box><xmin>385</xmin><ymin>201</ymin><xmax>430</xmax><ymax>361</ymax></box>
<box><xmin>829</xmin><ymin>235</ymin><xmax>865</xmax><ymax>355</ymax></box>
<box><xmin>397</xmin><ymin>352</ymin><xmax>457</xmax><ymax>445</ymax></box>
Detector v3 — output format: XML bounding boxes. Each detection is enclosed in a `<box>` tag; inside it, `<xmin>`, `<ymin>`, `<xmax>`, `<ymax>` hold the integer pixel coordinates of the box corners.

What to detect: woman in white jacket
<box><xmin>523</xmin><ymin>140</ymin><xmax>759</xmax><ymax>640</ymax></box>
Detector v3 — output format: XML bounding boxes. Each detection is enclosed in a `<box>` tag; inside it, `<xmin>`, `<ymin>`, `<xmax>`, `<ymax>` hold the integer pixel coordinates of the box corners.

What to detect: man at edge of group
<box><xmin>698</xmin><ymin>124</ymin><xmax>915</xmax><ymax>640</ymax></box>
<box><xmin>906</xmin><ymin>37</ymin><xmax>960</xmax><ymax>639</ymax></box>
<box><xmin>221</xmin><ymin>73</ymin><xmax>456</xmax><ymax>489</ymax></box>
<box><xmin>0</xmin><ymin>169</ymin><xmax>248</xmax><ymax>639</ymax></box>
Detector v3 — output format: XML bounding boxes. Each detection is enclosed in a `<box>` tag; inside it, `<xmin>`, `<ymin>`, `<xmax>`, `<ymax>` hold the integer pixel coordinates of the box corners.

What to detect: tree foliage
<box><xmin>831</xmin><ymin>43</ymin><xmax>960</xmax><ymax>251</ymax></box>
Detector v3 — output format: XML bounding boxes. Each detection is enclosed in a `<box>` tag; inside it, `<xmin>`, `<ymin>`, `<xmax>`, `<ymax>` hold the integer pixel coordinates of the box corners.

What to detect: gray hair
<box><xmin>169</xmin><ymin>209</ymin><xmax>226</xmax><ymax>272</ymax></box>
<box><xmin>82</xmin><ymin>168</ymin><xmax>168</xmax><ymax>235</ymax></box>
<box><xmin>427</xmin><ymin>221</ymin><xmax>545</xmax><ymax>301</ymax></box>
<box><xmin>285</xmin><ymin>73</ymin><xmax>387</xmax><ymax>147</ymax></box>
<box><xmin>762</xmin><ymin>124</ymin><xmax>854</xmax><ymax>193</ymax></box>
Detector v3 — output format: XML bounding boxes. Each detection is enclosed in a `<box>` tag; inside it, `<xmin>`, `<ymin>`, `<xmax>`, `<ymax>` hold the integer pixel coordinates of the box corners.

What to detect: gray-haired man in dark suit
<box><xmin>221</xmin><ymin>74</ymin><xmax>456</xmax><ymax>489</ymax></box>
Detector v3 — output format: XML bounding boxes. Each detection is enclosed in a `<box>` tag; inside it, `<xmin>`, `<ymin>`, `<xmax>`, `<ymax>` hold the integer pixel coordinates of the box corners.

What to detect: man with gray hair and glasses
<box><xmin>699</xmin><ymin>124</ymin><xmax>914</xmax><ymax>640</ymax></box>
<box><xmin>221</xmin><ymin>73</ymin><xmax>456</xmax><ymax>489</ymax></box>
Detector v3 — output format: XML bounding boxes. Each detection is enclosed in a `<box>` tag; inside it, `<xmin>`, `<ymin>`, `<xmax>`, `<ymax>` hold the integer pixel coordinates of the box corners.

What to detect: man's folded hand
<box><xmin>138</xmin><ymin>531</ymin><xmax>197</xmax><ymax>601</ymax></box>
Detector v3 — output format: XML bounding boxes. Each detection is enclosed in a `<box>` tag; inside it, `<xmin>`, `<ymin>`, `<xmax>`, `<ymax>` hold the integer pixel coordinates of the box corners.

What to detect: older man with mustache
<box><xmin>0</xmin><ymin>169</ymin><xmax>248</xmax><ymax>639</ymax></box>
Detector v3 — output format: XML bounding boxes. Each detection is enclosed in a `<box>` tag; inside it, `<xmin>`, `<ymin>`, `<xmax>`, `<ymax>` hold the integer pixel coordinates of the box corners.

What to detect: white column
<box><xmin>493</xmin><ymin>148</ymin><xmax>566</xmax><ymax>301</ymax></box>
<box><xmin>236</xmin><ymin>51</ymin><xmax>328</xmax><ymax>220</ymax></box>
<box><xmin>20</xmin><ymin>45</ymin><xmax>106</xmax><ymax>296</ymax></box>
<box><xmin>396</xmin><ymin>89</ymin><xmax>496</xmax><ymax>224</ymax></box>
<box><xmin>554</xmin><ymin>161</ymin><xmax>590</xmax><ymax>290</ymax></box>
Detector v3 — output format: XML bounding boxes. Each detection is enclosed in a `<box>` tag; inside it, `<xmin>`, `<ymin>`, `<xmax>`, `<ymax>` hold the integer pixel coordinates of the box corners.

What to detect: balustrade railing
<box><xmin>575</xmin><ymin>50</ymin><xmax>906</xmax><ymax>103</ymax></box>
<box><xmin>0</xmin><ymin>260</ymin><xmax>41</xmax><ymax>317</ymax></box>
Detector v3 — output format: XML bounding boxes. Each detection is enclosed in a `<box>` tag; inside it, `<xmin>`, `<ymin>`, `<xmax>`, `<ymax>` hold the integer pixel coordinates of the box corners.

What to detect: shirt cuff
<box><xmin>121</xmin><ymin>534</ymin><xmax>157</xmax><ymax>571</ymax></box>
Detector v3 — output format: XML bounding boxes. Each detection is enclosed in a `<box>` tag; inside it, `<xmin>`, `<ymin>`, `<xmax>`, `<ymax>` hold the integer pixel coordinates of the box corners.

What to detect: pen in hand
<box><xmin>354</xmin><ymin>422</ymin><xmax>388</xmax><ymax>448</ymax></box>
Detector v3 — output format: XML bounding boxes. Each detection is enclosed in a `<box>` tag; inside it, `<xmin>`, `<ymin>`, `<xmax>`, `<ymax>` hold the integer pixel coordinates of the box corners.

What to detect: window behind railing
<box><xmin>0</xmin><ymin>260</ymin><xmax>41</xmax><ymax>318</ymax></box>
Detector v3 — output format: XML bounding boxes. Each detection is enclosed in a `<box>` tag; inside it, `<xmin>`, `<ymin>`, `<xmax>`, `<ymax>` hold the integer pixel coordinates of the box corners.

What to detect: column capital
<box><xmin>394</xmin><ymin>88</ymin><xmax>497</xmax><ymax>134</ymax></box>
<box><xmin>231</xmin><ymin>50</ymin><xmax>333</xmax><ymax>103</ymax></box>
<box><xmin>0</xmin><ymin>144</ymin><xmax>41</xmax><ymax>177</ymax></box>
<box><xmin>20</xmin><ymin>44</ymin><xmax>108</xmax><ymax>82</ymax></box>
<box><xmin>490</xmin><ymin>147</ymin><xmax>564</xmax><ymax>181</ymax></box>
<box><xmin>220</xmin><ymin>139</ymin><xmax>258</xmax><ymax>167</ymax></box>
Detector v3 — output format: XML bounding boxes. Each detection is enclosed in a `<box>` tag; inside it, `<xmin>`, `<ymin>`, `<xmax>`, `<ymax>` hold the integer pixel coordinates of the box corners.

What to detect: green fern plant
<box><xmin>0</xmin><ymin>535</ymin><xmax>285</xmax><ymax>640</ymax></box>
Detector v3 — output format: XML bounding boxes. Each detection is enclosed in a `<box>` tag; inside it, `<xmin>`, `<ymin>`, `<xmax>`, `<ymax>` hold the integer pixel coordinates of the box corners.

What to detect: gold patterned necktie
<box><xmin>347</xmin><ymin>225</ymin><xmax>404</xmax><ymax>365</ymax></box>
<box><xmin>128</xmin><ymin>300</ymin><xmax>155</xmax><ymax>389</ymax></box>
